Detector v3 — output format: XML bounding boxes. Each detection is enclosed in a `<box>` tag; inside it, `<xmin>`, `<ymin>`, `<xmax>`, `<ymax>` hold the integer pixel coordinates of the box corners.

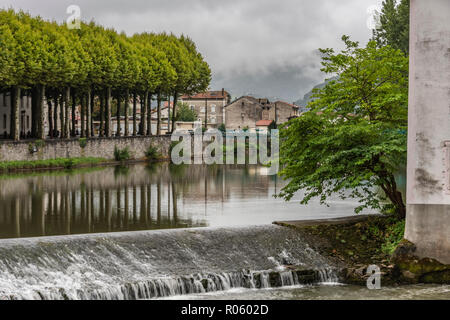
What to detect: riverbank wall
<box><xmin>0</xmin><ymin>136</ymin><xmax>173</xmax><ymax>162</ymax></box>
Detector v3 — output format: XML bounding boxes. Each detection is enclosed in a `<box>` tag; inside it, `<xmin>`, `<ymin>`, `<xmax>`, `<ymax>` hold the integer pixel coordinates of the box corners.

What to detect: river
<box><xmin>0</xmin><ymin>163</ymin><xmax>447</xmax><ymax>300</ymax></box>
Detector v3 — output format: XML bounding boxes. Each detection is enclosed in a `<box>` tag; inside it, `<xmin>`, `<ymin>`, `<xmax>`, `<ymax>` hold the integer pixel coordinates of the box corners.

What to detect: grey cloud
<box><xmin>0</xmin><ymin>0</ymin><xmax>377</xmax><ymax>101</ymax></box>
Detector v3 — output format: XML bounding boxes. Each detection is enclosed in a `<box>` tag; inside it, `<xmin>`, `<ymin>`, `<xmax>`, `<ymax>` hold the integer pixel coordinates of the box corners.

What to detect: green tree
<box><xmin>373</xmin><ymin>0</ymin><xmax>410</xmax><ymax>54</ymax></box>
<box><xmin>278</xmin><ymin>37</ymin><xmax>409</xmax><ymax>220</ymax></box>
<box><xmin>175</xmin><ymin>103</ymin><xmax>198</xmax><ymax>122</ymax></box>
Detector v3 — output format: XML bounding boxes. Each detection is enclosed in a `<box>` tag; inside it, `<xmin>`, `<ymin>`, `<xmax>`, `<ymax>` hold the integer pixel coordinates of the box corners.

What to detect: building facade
<box><xmin>225</xmin><ymin>96</ymin><xmax>299</xmax><ymax>131</ymax></box>
<box><xmin>179</xmin><ymin>89</ymin><xmax>231</xmax><ymax>128</ymax></box>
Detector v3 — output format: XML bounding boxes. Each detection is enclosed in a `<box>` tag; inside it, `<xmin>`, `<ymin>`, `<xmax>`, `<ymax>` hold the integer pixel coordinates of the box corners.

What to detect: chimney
<box><xmin>222</xmin><ymin>88</ymin><xmax>225</xmax><ymax>96</ymax></box>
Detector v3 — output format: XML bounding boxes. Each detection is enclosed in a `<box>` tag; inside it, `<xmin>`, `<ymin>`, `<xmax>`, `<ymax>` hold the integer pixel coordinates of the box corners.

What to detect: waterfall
<box><xmin>0</xmin><ymin>225</ymin><xmax>340</xmax><ymax>300</ymax></box>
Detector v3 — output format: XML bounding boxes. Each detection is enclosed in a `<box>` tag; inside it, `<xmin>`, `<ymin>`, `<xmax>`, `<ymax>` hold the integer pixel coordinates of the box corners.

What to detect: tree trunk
<box><xmin>59</xmin><ymin>94</ymin><xmax>65</xmax><ymax>139</ymax></box>
<box><xmin>133</xmin><ymin>92</ymin><xmax>137</xmax><ymax>136</ymax></box>
<box><xmin>10</xmin><ymin>86</ymin><xmax>20</xmax><ymax>141</ymax></box>
<box><xmin>37</xmin><ymin>84</ymin><xmax>46</xmax><ymax>140</ymax></box>
<box><xmin>80</xmin><ymin>93</ymin><xmax>85</xmax><ymax>138</ymax></box>
<box><xmin>71</xmin><ymin>90</ymin><xmax>76</xmax><ymax>137</ymax></box>
<box><xmin>204</xmin><ymin>98</ymin><xmax>208</xmax><ymax>129</ymax></box>
<box><xmin>54</xmin><ymin>96</ymin><xmax>59</xmax><ymax>138</ymax></box>
<box><xmin>140</xmin><ymin>91</ymin><xmax>147</xmax><ymax>135</ymax></box>
<box><xmin>147</xmin><ymin>93</ymin><xmax>152</xmax><ymax>135</ymax></box>
<box><xmin>156</xmin><ymin>93</ymin><xmax>161</xmax><ymax>136</ymax></box>
<box><xmin>99</xmin><ymin>93</ymin><xmax>104</xmax><ymax>137</ymax></box>
<box><xmin>86</xmin><ymin>89</ymin><xmax>91</xmax><ymax>138</ymax></box>
<box><xmin>63</xmin><ymin>87</ymin><xmax>70</xmax><ymax>139</ymax></box>
<box><xmin>116</xmin><ymin>93</ymin><xmax>121</xmax><ymax>137</ymax></box>
<box><xmin>124</xmin><ymin>89</ymin><xmax>129</xmax><ymax>137</ymax></box>
<box><xmin>167</xmin><ymin>95</ymin><xmax>171</xmax><ymax>133</ymax></box>
<box><xmin>31</xmin><ymin>87</ymin><xmax>38</xmax><ymax>138</ymax></box>
<box><xmin>171</xmin><ymin>92</ymin><xmax>178</xmax><ymax>134</ymax></box>
<box><xmin>47</xmin><ymin>99</ymin><xmax>53</xmax><ymax>138</ymax></box>
<box><xmin>90</xmin><ymin>88</ymin><xmax>95</xmax><ymax>137</ymax></box>
<box><xmin>105</xmin><ymin>87</ymin><xmax>111</xmax><ymax>137</ymax></box>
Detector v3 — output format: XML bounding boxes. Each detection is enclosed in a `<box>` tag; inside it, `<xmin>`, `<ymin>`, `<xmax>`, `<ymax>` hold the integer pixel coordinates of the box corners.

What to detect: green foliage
<box><xmin>0</xmin><ymin>157</ymin><xmax>104</xmax><ymax>172</ymax></box>
<box><xmin>381</xmin><ymin>219</ymin><xmax>405</xmax><ymax>255</ymax></box>
<box><xmin>175</xmin><ymin>103</ymin><xmax>198</xmax><ymax>122</ymax></box>
<box><xmin>145</xmin><ymin>145</ymin><xmax>161</xmax><ymax>160</ymax></box>
<box><xmin>279</xmin><ymin>37</ymin><xmax>409</xmax><ymax>219</ymax></box>
<box><xmin>79</xmin><ymin>138</ymin><xmax>87</xmax><ymax>148</ymax></box>
<box><xmin>0</xmin><ymin>9</ymin><xmax>211</xmax><ymax>118</ymax></box>
<box><xmin>372</xmin><ymin>0</ymin><xmax>410</xmax><ymax>54</ymax></box>
<box><xmin>114</xmin><ymin>146</ymin><xmax>131</xmax><ymax>162</ymax></box>
<box><xmin>218</xmin><ymin>123</ymin><xmax>226</xmax><ymax>133</ymax></box>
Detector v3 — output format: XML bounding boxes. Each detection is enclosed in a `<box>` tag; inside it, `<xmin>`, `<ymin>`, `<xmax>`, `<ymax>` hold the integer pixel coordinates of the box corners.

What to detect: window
<box><xmin>201</xmin><ymin>107</ymin><xmax>205</xmax><ymax>113</ymax></box>
<box><xmin>211</xmin><ymin>117</ymin><xmax>216</xmax><ymax>124</ymax></box>
<box><xmin>3</xmin><ymin>94</ymin><xmax>7</xmax><ymax>107</ymax></box>
<box><xmin>210</xmin><ymin>105</ymin><xmax>216</xmax><ymax>113</ymax></box>
<box><xmin>241</xmin><ymin>113</ymin><xmax>245</xmax><ymax>120</ymax></box>
<box><xmin>189</xmin><ymin>105</ymin><xmax>195</xmax><ymax>111</ymax></box>
<box><xmin>3</xmin><ymin>115</ymin><xmax>6</xmax><ymax>129</ymax></box>
<box><xmin>27</xmin><ymin>115</ymin><xmax>30</xmax><ymax>129</ymax></box>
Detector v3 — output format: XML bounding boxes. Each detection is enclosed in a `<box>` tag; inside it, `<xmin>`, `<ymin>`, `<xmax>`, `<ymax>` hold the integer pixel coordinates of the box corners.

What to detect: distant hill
<box><xmin>295</xmin><ymin>77</ymin><xmax>338</xmax><ymax>111</ymax></box>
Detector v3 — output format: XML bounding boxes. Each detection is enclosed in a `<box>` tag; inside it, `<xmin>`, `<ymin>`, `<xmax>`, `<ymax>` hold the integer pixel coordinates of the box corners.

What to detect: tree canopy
<box><xmin>278</xmin><ymin>37</ymin><xmax>409</xmax><ymax>219</ymax></box>
<box><xmin>372</xmin><ymin>0</ymin><xmax>410</xmax><ymax>54</ymax></box>
<box><xmin>0</xmin><ymin>9</ymin><xmax>211</xmax><ymax>105</ymax></box>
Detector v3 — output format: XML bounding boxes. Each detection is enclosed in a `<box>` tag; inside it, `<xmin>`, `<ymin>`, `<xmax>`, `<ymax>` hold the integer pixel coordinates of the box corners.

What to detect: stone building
<box><xmin>224</xmin><ymin>96</ymin><xmax>299</xmax><ymax>131</ymax></box>
<box><xmin>0</xmin><ymin>93</ymin><xmax>34</xmax><ymax>138</ymax></box>
<box><xmin>179</xmin><ymin>89</ymin><xmax>231</xmax><ymax>128</ymax></box>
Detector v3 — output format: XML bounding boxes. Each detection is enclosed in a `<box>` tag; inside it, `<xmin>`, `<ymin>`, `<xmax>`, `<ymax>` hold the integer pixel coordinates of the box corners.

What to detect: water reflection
<box><xmin>0</xmin><ymin>163</ymin><xmax>372</xmax><ymax>239</ymax></box>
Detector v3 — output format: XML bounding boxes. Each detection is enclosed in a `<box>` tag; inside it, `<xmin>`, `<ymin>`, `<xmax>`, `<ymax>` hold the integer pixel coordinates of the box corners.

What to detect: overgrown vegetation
<box><xmin>145</xmin><ymin>145</ymin><xmax>161</xmax><ymax>160</ymax></box>
<box><xmin>175</xmin><ymin>103</ymin><xmax>198</xmax><ymax>122</ymax></box>
<box><xmin>287</xmin><ymin>215</ymin><xmax>405</xmax><ymax>265</ymax></box>
<box><xmin>279</xmin><ymin>37</ymin><xmax>409</xmax><ymax>220</ymax></box>
<box><xmin>113</xmin><ymin>146</ymin><xmax>131</xmax><ymax>162</ymax></box>
<box><xmin>0</xmin><ymin>157</ymin><xmax>105</xmax><ymax>172</ymax></box>
<box><xmin>79</xmin><ymin>138</ymin><xmax>87</xmax><ymax>148</ymax></box>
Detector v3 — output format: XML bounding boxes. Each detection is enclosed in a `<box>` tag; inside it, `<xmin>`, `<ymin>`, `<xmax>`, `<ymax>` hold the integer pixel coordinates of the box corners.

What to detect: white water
<box><xmin>0</xmin><ymin>225</ymin><xmax>339</xmax><ymax>300</ymax></box>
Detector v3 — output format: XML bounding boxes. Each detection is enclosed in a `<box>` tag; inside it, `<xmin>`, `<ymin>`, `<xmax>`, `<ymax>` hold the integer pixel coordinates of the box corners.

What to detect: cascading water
<box><xmin>0</xmin><ymin>225</ymin><xmax>340</xmax><ymax>300</ymax></box>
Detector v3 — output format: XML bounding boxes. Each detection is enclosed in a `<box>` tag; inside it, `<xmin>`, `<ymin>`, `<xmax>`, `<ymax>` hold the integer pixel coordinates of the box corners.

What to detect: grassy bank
<box><xmin>0</xmin><ymin>157</ymin><xmax>107</xmax><ymax>173</ymax></box>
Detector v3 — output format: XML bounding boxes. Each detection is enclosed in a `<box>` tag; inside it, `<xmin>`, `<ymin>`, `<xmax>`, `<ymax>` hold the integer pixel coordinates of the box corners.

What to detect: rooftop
<box><xmin>181</xmin><ymin>90</ymin><xmax>230</xmax><ymax>100</ymax></box>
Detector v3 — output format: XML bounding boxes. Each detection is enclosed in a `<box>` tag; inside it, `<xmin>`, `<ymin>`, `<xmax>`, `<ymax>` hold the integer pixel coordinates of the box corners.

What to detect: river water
<box><xmin>0</xmin><ymin>163</ymin><xmax>448</xmax><ymax>300</ymax></box>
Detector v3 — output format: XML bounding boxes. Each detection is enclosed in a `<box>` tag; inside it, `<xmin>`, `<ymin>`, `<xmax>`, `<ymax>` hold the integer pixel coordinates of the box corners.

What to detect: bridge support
<box><xmin>406</xmin><ymin>0</ymin><xmax>450</xmax><ymax>264</ymax></box>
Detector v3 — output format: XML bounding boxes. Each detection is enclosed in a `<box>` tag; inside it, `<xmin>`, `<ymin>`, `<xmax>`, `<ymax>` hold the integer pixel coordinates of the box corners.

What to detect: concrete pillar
<box><xmin>406</xmin><ymin>0</ymin><xmax>450</xmax><ymax>264</ymax></box>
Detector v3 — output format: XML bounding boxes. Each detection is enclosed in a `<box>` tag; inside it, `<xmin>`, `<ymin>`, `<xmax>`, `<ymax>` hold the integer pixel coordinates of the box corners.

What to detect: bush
<box><xmin>145</xmin><ymin>145</ymin><xmax>161</xmax><ymax>160</ymax></box>
<box><xmin>218</xmin><ymin>123</ymin><xmax>226</xmax><ymax>133</ymax></box>
<box><xmin>79</xmin><ymin>138</ymin><xmax>87</xmax><ymax>149</ymax></box>
<box><xmin>114</xmin><ymin>146</ymin><xmax>131</xmax><ymax>162</ymax></box>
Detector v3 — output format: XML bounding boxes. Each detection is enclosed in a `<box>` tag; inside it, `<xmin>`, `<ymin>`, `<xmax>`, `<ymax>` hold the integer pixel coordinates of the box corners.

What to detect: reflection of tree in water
<box><xmin>0</xmin><ymin>163</ymin><xmax>272</xmax><ymax>239</ymax></box>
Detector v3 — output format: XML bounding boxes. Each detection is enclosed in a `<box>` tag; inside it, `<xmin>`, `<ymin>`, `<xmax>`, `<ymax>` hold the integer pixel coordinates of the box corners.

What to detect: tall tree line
<box><xmin>0</xmin><ymin>9</ymin><xmax>211</xmax><ymax>140</ymax></box>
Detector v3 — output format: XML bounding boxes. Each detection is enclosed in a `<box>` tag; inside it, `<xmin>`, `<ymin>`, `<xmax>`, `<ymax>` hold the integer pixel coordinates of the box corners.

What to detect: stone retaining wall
<box><xmin>0</xmin><ymin>136</ymin><xmax>172</xmax><ymax>162</ymax></box>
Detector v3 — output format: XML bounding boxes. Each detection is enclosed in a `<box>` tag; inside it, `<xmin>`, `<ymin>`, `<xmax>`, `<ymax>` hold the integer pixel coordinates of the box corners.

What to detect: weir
<box><xmin>406</xmin><ymin>0</ymin><xmax>450</xmax><ymax>264</ymax></box>
<box><xmin>0</xmin><ymin>225</ymin><xmax>339</xmax><ymax>300</ymax></box>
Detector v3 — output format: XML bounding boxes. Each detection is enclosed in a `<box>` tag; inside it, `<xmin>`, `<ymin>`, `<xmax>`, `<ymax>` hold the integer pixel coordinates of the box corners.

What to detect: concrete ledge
<box><xmin>274</xmin><ymin>215</ymin><xmax>374</xmax><ymax>228</ymax></box>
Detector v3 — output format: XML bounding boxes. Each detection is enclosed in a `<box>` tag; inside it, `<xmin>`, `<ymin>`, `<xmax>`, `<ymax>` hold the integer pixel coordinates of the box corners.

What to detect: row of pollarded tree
<box><xmin>0</xmin><ymin>9</ymin><xmax>211</xmax><ymax>141</ymax></box>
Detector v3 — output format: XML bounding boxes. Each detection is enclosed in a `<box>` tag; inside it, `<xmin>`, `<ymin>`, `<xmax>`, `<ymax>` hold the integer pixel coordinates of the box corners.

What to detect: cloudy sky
<box><xmin>0</xmin><ymin>0</ymin><xmax>382</xmax><ymax>102</ymax></box>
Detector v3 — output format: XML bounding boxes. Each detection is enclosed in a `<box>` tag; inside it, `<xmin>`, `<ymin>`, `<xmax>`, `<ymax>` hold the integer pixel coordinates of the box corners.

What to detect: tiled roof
<box><xmin>181</xmin><ymin>90</ymin><xmax>229</xmax><ymax>100</ymax></box>
<box><xmin>256</xmin><ymin>120</ymin><xmax>274</xmax><ymax>126</ymax></box>
<box><xmin>275</xmin><ymin>101</ymin><xmax>299</xmax><ymax>109</ymax></box>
